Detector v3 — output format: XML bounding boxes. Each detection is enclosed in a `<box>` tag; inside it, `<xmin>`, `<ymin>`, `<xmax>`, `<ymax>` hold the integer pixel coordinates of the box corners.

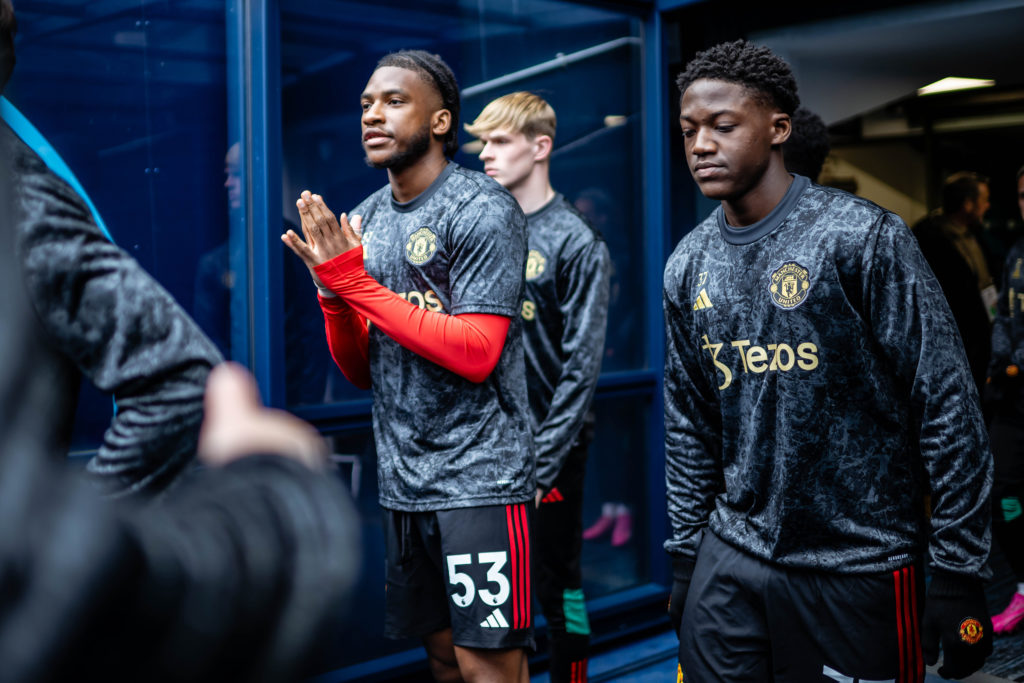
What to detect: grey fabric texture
<box><xmin>663</xmin><ymin>177</ymin><xmax>992</xmax><ymax>577</ymax></box>
<box><xmin>521</xmin><ymin>194</ymin><xmax>610</xmax><ymax>490</ymax></box>
<box><xmin>5</xmin><ymin>120</ymin><xmax>221</xmax><ymax>498</ymax></box>
<box><xmin>351</xmin><ymin>163</ymin><xmax>535</xmax><ymax>510</ymax></box>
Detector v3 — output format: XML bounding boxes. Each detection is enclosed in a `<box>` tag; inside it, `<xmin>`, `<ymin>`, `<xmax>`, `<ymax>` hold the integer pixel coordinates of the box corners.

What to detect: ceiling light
<box><xmin>603</xmin><ymin>115</ymin><xmax>627</xmax><ymax>127</ymax></box>
<box><xmin>917</xmin><ymin>77</ymin><xmax>995</xmax><ymax>96</ymax></box>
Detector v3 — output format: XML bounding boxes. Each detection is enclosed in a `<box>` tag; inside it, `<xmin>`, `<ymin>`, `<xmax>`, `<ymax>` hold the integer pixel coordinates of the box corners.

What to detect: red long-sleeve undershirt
<box><xmin>314</xmin><ymin>247</ymin><xmax>510</xmax><ymax>388</ymax></box>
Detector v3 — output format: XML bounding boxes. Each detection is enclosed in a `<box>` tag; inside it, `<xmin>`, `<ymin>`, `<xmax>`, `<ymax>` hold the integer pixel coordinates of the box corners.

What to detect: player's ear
<box><xmin>432</xmin><ymin>109</ymin><xmax>452</xmax><ymax>137</ymax></box>
<box><xmin>533</xmin><ymin>135</ymin><xmax>553</xmax><ymax>162</ymax></box>
<box><xmin>770</xmin><ymin>112</ymin><xmax>791</xmax><ymax>146</ymax></box>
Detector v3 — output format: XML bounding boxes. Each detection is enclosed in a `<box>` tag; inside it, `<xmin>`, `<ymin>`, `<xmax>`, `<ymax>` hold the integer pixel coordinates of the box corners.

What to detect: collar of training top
<box><xmin>391</xmin><ymin>161</ymin><xmax>456</xmax><ymax>213</ymax></box>
<box><xmin>717</xmin><ymin>174</ymin><xmax>810</xmax><ymax>246</ymax></box>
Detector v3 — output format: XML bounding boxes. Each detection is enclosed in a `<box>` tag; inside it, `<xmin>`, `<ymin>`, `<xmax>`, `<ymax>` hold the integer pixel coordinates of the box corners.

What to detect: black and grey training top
<box><xmin>351</xmin><ymin>163</ymin><xmax>536</xmax><ymax>511</ymax></box>
<box><xmin>521</xmin><ymin>194</ymin><xmax>610</xmax><ymax>489</ymax></box>
<box><xmin>663</xmin><ymin>175</ymin><xmax>992</xmax><ymax>576</ymax></box>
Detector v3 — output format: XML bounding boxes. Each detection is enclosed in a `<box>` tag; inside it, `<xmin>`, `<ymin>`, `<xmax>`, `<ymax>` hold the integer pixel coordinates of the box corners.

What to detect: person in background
<box><xmin>194</xmin><ymin>141</ymin><xmax>328</xmax><ymax>405</ymax></box>
<box><xmin>665</xmin><ymin>39</ymin><xmax>992</xmax><ymax>681</ymax></box>
<box><xmin>913</xmin><ymin>171</ymin><xmax>996</xmax><ymax>393</ymax></box>
<box><xmin>466</xmin><ymin>91</ymin><xmax>611</xmax><ymax>683</ymax></box>
<box><xmin>283</xmin><ymin>50</ymin><xmax>535</xmax><ymax>682</ymax></box>
<box><xmin>1</xmin><ymin>0</ymin><xmax>221</xmax><ymax>498</ymax></box>
<box><xmin>782</xmin><ymin>106</ymin><xmax>830</xmax><ymax>182</ymax></box>
<box><xmin>985</xmin><ymin>163</ymin><xmax>1024</xmax><ymax>636</ymax></box>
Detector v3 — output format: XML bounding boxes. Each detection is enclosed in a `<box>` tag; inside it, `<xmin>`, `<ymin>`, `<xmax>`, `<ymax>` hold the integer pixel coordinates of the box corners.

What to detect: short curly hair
<box><xmin>676</xmin><ymin>40</ymin><xmax>799</xmax><ymax>116</ymax></box>
<box><xmin>376</xmin><ymin>50</ymin><xmax>460</xmax><ymax>158</ymax></box>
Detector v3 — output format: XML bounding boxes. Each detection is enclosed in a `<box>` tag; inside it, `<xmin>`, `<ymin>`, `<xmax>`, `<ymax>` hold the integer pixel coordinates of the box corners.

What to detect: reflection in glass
<box><xmin>10</xmin><ymin>1</ymin><xmax>229</xmax><ymax>453</ymax></box>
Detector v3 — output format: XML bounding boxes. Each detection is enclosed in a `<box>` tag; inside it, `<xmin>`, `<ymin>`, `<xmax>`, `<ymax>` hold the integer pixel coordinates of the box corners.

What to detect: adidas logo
<box><xmin>692</xmin><ymin>289</ymin><xmax>713</xmax><ymax>310</ymax></box>
<box><xmin>480</xmin><ymin>608</ymin><xmax>509</xmax><ymax>628</ymax></box>
<box><xmin>541</xmin><ymin>487</ymin><xmax>564</xmax><ymax>504</ymax></box>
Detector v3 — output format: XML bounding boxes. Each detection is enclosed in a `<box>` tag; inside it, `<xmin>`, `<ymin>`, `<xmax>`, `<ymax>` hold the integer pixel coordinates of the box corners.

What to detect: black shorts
<box><xmin>384</xmin><ymin>503</ymin><xmax>535</xmax><ymax>650</ymax></box>
<box><xmin>679</xmin><ymin>531</ymin><xmax>924</xmax><ymax>683</ymax></box>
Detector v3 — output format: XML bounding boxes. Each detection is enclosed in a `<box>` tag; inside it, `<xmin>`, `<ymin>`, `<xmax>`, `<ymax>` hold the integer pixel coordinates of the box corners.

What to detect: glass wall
<box><xmin>280</xmin><ymin>0</ymin><xmax>652</xmax><ymax>674</ymax></box>
<box><xmin>9</xmin><ymin>0</ymin><xmax>232</xmax><ymax>453</ymax></box>
<box><xmin>281</xmin><ymin>0</ymin><xmax>645</xmax><ymax>406</ymax></box>
<box><xmin>10</xmin><ymin>1</ymin><xmax>660</xmax><ymax>676</ymax></box>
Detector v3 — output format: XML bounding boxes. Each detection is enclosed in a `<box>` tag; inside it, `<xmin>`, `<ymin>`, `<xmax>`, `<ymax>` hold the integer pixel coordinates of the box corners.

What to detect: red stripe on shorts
<box><xmin>517</xmin><ymin>503</ymin><xmax>531</xmax><ymax>626</ymax></box>
<box><xmin>894</xmin><ymin>568</ymin><xmax>906</xmax><ymax>682</ymax></box>
<box><xmin>506</xmin><ymin>505</ymin><xmax>520</xmax><ymax>629</ymax></box>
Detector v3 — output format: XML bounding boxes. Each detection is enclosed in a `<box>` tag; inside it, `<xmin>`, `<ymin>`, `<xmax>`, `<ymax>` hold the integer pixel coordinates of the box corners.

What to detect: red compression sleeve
<box><xmin>318</xmin><ymin>294</ymin><xmax>372</xmax><ymax>389</ymax></box>
<box><xmin>314</xmin><ymin>248</ymin><xmax>510</xmax><ymax>383</ymax></box>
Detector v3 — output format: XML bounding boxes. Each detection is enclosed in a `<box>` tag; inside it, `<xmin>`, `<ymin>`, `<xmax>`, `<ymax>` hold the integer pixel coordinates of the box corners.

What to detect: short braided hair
<box><xmin>676</xmin><ymin>40</ymin><xmax>799</xmax><ymax>116</ymax></box>
<box><xmin>376</xmin><ymin>50</ymin><xmax>460</xmax><ymax>158</ymax></box>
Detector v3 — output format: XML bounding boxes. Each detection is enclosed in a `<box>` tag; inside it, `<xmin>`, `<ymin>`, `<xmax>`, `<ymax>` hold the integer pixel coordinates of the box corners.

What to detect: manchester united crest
<box><xmin>525</xmin><ymin>249</ymin><xmax>547</xmax><ymax>280</ymax></box>
<box><xmin>405</xmin><ymin>227</ymin><xmax>437</xmax><ymax>265</ymax></box>
<box><xmin>958</xmin><ymin>617</ymin><xmax>984</xmax><ymax>644</ymax></box>
<box><xmin>769</xmin><ymin>261</ymin><xmax>811</xmax><ymax>310</ymax></box>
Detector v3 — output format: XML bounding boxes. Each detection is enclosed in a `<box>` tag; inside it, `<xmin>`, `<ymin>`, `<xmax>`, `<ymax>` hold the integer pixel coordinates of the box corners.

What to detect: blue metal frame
<box><xmin>640</xmin><ymin>8</ymin><xmax>670</xmax><ymax>589</ymax></box>
<box><xmin>229</xmin><ymin>0</ymin><xmax>286</xmax><ymax>406</ymax></box>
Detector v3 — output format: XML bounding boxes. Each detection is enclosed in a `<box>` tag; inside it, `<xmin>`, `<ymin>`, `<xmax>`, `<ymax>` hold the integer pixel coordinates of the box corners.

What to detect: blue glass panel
<box><xmin>8</xmin><ymin>0</ymin><xmax>231</xmax><ymax>452</ymax></box>
<box><xmin>281</xmin><ymin>2</ymin><xmax>649</xmax><ymax>673</ymax></box>
<box><xmin>281</xmin><ymin>0</ymin><xmax>646</xmax><ymax>407</ymax></box>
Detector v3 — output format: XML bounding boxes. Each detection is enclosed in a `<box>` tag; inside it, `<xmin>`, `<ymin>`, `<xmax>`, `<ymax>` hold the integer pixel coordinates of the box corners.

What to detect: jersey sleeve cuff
<box><xmin>313</xmin><ymin>247</ymin><xmax>364</xmax><ymax>293</ymax></box>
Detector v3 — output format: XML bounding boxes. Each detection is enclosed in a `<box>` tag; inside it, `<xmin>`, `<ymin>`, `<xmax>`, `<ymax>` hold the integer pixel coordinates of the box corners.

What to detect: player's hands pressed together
<box><xmin>281</xmin><ymin>190</ymin><xmax>363</xmax><ymax>287</ymax></box>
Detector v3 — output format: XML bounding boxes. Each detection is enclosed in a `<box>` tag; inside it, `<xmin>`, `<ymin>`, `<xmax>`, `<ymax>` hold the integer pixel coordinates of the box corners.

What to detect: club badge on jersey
<box><xmin>406</xmin><ymin>227</ymin><xmax>438</xmax><ymax>265</ymax></box>
<box><xmin>525</xmin><ymin>249</ymin><xmax>547</xmax><ymax>281</ymax></box>
<box><xmin>769</xmin><ymin>261</ymin><xmax>811</xmax><ymax>310</ymax></box>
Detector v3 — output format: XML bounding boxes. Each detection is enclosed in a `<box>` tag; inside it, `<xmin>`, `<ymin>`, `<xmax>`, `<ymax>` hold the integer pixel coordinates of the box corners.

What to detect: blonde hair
<box><xmin>464</xmin><ymin>91</ymin><xmax>556</xmax><ymax>141</ymax></box>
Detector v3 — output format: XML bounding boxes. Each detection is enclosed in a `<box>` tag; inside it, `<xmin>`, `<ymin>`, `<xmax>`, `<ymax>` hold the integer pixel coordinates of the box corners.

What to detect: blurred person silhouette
<box><xmin>913</xmin><ymin>171</ymin><xmax>996</xmax><ymax>393</ymax></box>
<box><xmin>985</xmin><ymin>163</ymin><xmax>1024</xmax><ymax>635</ymax></box>
<box><xmin>0</xmin><ymin>144</ymin><xmax>359</xmax><ymax>680</ymax></box>
<box><xmin>193</xmin><ymin>141</ymin><xmax>328</xmax><ymax>405</ymax></box>
<box><xmin>1</xmin><ymin>0</ymin><xmax>221</xmax><ymax>497</ymax></box>
<box><xmin>783</xmin><ymin>106</ymin><xmax>830</xmax><ymax>182</ymax></box>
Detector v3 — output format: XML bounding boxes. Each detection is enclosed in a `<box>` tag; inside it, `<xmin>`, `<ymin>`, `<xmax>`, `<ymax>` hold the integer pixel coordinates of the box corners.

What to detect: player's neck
<box><xmin>721</xmin><ymin>159</ymin><xmax>793</xmax><ymax>228</ymax></box>
<box><xmin>388</xmin><ymin>149</ymin><xmax>449</xmax><ymax>203</ymax></box>
<box><xmin>510</xmin><ymin>168</ymin><xmax>555</xmax><ymax>215</ymax></box>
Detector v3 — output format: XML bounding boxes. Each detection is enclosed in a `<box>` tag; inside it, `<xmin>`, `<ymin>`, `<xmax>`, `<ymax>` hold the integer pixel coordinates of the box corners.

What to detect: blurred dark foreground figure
<box><xmin>0</xmin><ymin>159</ymin><xmax>360</xmax><ymax>680</ymax></box>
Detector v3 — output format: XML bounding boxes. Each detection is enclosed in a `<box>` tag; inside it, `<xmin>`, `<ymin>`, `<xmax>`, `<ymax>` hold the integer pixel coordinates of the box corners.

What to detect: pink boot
<box><xmin>611</xmin><ymin>506</ymin><xmax>633</xmax><ymax>547</ymax></box>
<box><xmin>992</xmin><ymin>592</ymin><xmax>1024</xmax><ymax>635</ymax></box>
<box><xmin>583</xmin><ymin>503</ymin><xmax>616</xmax><ymax>540</ymax></box>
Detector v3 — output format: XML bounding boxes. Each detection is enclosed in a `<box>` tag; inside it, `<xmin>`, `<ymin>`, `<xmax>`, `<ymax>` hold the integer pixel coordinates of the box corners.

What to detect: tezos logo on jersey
<box><xmin>769</xmin><ymin>261</ymin><xmax>810</xmax><ymax>309</ymax></box>
<box><xmin>405</xmin><ymin>227</ymin><xmax>437</xmax><ymax>265</ymax></box>
<box><xmin>525</xmin><ymin>250</ymin><xmax>547</xmax><ymax>280</ymax></box>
